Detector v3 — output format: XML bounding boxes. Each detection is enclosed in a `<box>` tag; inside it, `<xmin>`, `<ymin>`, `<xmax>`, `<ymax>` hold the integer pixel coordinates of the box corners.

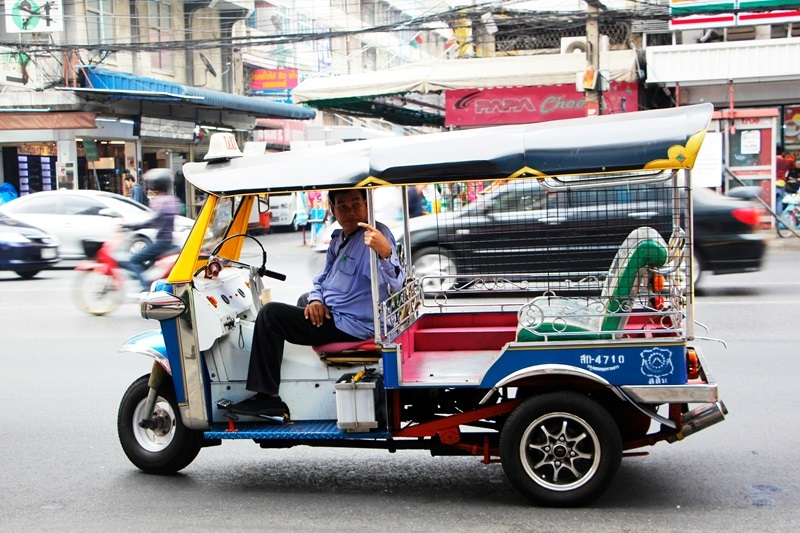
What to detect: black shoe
<box><xmin>227</xmin><ymin>393</ymin><xmax>286</xmax><ymax>416</ymax></box>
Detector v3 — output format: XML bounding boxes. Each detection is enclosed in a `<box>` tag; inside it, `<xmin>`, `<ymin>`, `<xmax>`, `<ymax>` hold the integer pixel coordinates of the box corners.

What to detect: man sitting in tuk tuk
<box><xmin>229</xmin><ymin>189</ymin><xmax>405</xmax><ymax>417</ymax></box>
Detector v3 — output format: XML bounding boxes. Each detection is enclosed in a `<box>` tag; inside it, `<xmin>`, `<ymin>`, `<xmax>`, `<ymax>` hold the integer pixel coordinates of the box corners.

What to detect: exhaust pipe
<box><xmin>667</xmin><ymin>401</ymin><xmax>728</xmax><ymax>443</ymax></box>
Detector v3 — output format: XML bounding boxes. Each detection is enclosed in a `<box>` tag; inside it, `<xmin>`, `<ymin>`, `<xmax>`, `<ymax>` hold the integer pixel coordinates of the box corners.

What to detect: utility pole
<box><xmin>583</xmin><ymin>0</ymin><xmax>607</xmax><ymax>116</ymax></box>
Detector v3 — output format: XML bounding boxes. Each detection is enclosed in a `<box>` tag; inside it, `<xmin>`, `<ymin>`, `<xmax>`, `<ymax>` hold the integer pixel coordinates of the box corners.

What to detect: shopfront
<box><xmin>711</xmin><ymin>108</ymin><xmax>780</xmax><ymax>215</ymax></box>
<box><xmin>0</xmin><ymin>116</ymin><xmax>138</xmax><ymax>198</ymax></box>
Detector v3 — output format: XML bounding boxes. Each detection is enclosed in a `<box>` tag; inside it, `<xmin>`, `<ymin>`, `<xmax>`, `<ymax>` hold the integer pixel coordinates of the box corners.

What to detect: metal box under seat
<box><xmin>334</xmin><ymin>371</ymin><xmax>385</xmax><ymax>431</ymax></box>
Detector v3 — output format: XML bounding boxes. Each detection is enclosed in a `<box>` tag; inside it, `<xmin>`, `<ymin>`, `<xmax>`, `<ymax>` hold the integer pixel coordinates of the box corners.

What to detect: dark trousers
<box><xmin>246</xmin><ymin>302</ymin><xmax>362</xmax><ymax>395</ymax></box>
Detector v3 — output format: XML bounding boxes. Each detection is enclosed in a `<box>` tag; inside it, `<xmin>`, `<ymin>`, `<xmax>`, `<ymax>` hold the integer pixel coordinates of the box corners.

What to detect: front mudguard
<box><xmin>74</xmin><ymin>260</ymin><xmax>115</xmax><ymax>275</ymax></box>
<box><xmin>118</xmin><ymin>329</ymin><xmax>171</xmax><ymax>375</ymax></box>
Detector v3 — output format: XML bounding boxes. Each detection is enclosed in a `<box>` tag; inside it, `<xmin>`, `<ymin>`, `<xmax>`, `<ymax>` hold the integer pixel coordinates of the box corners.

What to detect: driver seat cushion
<box><xmin>312</xmin><ymin>339</ymin><xmax>381</xmax><ymax>365</ymax></box>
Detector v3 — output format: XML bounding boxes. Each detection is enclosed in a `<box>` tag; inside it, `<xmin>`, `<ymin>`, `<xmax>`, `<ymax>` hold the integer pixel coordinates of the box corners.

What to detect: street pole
<box><xmin>584</xmin><ymin>1</ymin><xmax>606</xmax><ymax>116</ymax></box>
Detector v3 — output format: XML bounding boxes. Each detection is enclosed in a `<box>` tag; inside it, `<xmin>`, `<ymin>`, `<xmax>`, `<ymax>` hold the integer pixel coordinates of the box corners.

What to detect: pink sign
<box><xmin>251</xmin><ymin>68</ymin><xmax>299</xmax><ymax>92</ymax></box>
<box><xmin>445</xmin><ymin>83</ymin><xmax>638</xmax><ymax>127</ymax></box>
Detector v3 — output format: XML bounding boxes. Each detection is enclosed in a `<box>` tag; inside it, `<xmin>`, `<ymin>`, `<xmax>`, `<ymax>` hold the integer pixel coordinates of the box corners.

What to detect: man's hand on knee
<box><xmin>304</xmin><ymin>300</ymin><xmax>330</xmax><ymax>327</ymax></box>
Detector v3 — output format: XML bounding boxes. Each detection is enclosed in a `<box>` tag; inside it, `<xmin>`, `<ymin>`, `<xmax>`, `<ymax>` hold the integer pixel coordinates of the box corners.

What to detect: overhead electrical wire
<box><xmin>1</xmin><ymin>1</ymin><xmax>789</xmax><ymax>56</ymax></box>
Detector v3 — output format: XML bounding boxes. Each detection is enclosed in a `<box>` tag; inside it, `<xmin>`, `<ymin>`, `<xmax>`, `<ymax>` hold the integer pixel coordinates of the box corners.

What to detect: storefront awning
<box><xmin>292</xmin><ymin>50</ymin><xmax>638</xmax><ymax>127</ymax></box>
<box><xmin>0</xmin><ymin>111</ymin><xmax>96</xmax><ymax>130</ymax></box>
<box><xmin>68</xmin><ymin>66</ymin><xmax>315</xmax><ymax>125</ymax></box>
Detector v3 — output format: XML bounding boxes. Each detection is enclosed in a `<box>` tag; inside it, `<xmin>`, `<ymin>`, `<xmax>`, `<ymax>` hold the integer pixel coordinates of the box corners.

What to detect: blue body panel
<box><xmin>482</xmin><ymin>342</ymin><xmax>687</xmax><ymax>387</ymax></box>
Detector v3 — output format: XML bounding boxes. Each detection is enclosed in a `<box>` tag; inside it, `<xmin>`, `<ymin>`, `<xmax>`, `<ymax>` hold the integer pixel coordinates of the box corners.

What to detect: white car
<box><xmin>0</xmin><ymin>190</ymin><xmax>194</xmax><ymax>259</ymax></box>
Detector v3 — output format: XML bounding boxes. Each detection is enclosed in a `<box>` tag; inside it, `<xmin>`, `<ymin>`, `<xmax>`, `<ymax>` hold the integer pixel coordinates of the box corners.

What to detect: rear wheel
<box><xmin>72</xmin><ymin>270</ymin><xmax>123</xmax><ymax>315</ymax></box>
<box><xmin>500</xmin><ymin>392</ymin><xmax>622</xmax><ymax>507</ymax></box>
<box><xmin>118</xmin><ymin>375</ymin><xmax>202</xmax><ymax>474</ymax></box>
<box><xmin>14</xmin><ymin>269</ymin><xmax>40</xmax><ymax>279</ymax></box>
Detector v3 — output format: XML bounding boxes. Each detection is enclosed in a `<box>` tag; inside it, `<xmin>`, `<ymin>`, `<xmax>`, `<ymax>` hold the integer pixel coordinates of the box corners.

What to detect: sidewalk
<box><xmin>762</xmin><ymin>230</ymin><xmax>800</xmax><ymax>251</ymax></box>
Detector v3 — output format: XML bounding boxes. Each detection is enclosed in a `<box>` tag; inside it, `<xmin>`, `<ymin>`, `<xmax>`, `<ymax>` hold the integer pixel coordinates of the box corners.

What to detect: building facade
<box><xmin>0</xmin><ymin>0</ymin><xmax>313</xmax><ymax>212</ymax></box>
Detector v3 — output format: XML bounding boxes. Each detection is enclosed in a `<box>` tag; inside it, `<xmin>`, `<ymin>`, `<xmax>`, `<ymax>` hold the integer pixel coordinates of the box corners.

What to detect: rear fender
<box><xmin>479</xmin><ymin>364</ymin><xmax>622</xmax><ymax>404</ymax></box>
<box><xmin>479</xmin><ymin>364</ymin><xmax>678</xmax><ymax>430</ymax></box>
<box><xmin>118</xmin><ymin>329</ymin><xmax>171</xmax><ymax>375</ymax></box>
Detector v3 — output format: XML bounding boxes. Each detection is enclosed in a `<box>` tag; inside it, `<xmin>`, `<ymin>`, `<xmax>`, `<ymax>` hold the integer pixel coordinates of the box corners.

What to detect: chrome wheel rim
<box><xmin>131</xmin><ymin>396</ymin><xmax>176</xmax><ymax>453</ymax></box>
<box><xmin>519</xmin><ymin>412</ymin><xmax>602</xmax><ymax>492</ymax></box>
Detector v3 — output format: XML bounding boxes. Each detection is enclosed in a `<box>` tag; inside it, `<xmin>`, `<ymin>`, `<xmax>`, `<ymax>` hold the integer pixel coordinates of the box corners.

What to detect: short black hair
<box><xmin>328</xmin><ymin>188</ymin><xmax>366</xmax><ymax>204</ymax></box>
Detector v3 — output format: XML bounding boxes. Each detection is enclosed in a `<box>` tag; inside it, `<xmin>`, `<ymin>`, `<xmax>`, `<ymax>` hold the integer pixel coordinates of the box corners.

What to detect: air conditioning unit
<box><xmin>560</xmin><ymin>35</ymin><xmax>609</xmax><ymax>55</ymax></box>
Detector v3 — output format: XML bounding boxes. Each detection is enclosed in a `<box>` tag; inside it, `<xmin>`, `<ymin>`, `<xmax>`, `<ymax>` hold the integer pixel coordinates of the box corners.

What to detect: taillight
<box><xmin>686</xmin><ymin>348</ymin><xmax>700</xmax><ymax>380</ymax></box>
<box><xmin>731</xmin><ymin>207</ymin><xmax>760</xmax><ymax>226</ymax></box>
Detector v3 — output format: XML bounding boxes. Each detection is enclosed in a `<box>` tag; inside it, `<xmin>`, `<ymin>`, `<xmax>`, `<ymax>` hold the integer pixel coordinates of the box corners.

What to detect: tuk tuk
<box><xmin>117</xmin><ymin>103</ymin><xmax>726</xmax><ymax>507</ymax></box>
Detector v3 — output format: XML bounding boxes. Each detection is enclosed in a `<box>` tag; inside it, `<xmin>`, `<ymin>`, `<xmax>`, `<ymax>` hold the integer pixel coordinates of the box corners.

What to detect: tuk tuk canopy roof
<box><xmin>183</xmin><ymin>104</ymin><xmax>713</xmax><ymax>197</ymax></box>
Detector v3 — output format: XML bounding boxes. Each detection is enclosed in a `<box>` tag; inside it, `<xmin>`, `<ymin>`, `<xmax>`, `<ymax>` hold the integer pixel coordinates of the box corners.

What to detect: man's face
<box><xmin>331</xmin><ymin>190</ymin><xmax>367</xmax><ymax>234</ymax></box>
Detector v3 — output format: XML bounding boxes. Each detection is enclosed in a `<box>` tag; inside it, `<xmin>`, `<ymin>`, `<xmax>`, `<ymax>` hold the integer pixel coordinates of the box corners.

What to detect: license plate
<box><xmin>41</xmin><ymin>247</ymin><xmax>57</xmax><ymax>259</ymax></box>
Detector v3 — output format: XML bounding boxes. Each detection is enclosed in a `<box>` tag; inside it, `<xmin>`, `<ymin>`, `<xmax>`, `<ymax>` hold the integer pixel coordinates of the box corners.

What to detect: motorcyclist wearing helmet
<box><xmin>119</xmin><ymin>168</ymin><xmax>181</xmax><ymax>289</ymax></box>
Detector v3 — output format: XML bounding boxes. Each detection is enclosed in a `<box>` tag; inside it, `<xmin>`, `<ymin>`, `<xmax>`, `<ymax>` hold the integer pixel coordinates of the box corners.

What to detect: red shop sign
<box><xmin>445</xmin><ymin>83</ymin><xmax>638</xmax><ymax>127</ymax></box>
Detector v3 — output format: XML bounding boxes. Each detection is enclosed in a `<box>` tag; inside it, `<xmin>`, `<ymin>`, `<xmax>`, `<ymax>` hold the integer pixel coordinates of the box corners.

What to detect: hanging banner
<box><xmin>445</xmin><ymin>83</ymin><xmax>638</xmax><ymax>127</ymax></box>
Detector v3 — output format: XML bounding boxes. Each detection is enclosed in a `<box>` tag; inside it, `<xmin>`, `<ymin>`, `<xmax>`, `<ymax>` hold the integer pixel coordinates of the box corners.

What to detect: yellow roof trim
<box><xmin>644</xmin><ymin>130</ymin><xmax>707</xmax><ymax>171</ymax></box>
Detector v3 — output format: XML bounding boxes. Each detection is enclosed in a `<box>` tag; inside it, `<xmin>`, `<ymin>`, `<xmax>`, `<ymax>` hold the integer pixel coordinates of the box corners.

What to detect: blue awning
<box><xmin>76</xmin><ymin>66</ymin><xmax>315</xmax><ymax>121</ymax></box>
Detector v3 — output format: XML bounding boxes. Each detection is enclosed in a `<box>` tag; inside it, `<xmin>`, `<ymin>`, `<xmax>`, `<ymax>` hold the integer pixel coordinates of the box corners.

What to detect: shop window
<box><xmin>729</xmin><ymin>129</ymin><xmax>771</xmax><ymax>167</ymax></box>
<box><xmin>784</xmin><ymin>105</ymin><xmax>800</xmax><ymax>151</ymax></box>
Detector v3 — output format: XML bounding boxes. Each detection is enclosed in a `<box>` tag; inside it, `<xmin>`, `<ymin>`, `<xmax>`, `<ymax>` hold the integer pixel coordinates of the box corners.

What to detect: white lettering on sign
<box><xmin>474</xmin><ymin>98</ymin><xmax>537</xmax><ymax>114</ymax></box>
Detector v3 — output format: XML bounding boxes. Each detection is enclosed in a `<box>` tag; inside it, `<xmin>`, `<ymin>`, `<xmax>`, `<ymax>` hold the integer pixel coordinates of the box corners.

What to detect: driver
<box><xmin>228</xmin><ymin>189</ymin><xmax>405</xmax><ymax>417</ymax></box>
<box><xmin>118</xmin><ymin>169</ymin><xmax>180</xmax><ymax>290</ymax></box>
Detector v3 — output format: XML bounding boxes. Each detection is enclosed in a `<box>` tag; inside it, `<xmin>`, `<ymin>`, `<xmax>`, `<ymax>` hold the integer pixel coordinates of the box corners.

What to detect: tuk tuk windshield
<box><xmin>201</xmin><ymin>197</ymin><xmax>236</xmax><ymax>255</ymax></box>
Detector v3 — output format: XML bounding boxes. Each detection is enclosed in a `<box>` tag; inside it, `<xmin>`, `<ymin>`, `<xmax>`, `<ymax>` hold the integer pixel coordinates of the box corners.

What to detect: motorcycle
<box><xmin>72</xmin><ymin>233</ymin><xmax>179</xmax><ymax>315</ymax></box>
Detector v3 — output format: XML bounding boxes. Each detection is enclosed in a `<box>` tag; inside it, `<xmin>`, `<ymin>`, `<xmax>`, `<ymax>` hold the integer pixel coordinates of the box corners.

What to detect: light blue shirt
<box><xmin>308</xmin><ymin>222</ymin><xmax>404</xmax><ymax>339</ymax></box>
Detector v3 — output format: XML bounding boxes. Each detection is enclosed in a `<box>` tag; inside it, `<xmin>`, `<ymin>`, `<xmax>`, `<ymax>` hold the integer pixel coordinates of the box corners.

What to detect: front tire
<box><xmin>777</xmin><ymin>210</ymin><xmax>797</xmax><ymax>238</ymax></box>
<box><xmin>412</xmin><ymin>246</ymin><xmax>457</xmax><ymax>292</ymax></box>
<box><xmin>499</xmin><ymin>392</ymin><xmax>622</xmax><ymax>507</ymax></box>
<box><xmin>72</xmin><ymin>270</ymin><xmax>123</xmax><ymax>315</ymax></box>
<box><xmin>118</xmin><ymin>374</ymin><xmax>202</xmax><ymax>474</ymax></box>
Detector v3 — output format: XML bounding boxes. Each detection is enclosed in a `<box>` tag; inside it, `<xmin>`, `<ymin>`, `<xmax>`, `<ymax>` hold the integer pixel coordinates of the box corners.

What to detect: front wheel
<box><xmin>118</xmin><ymin>375</ymin><xmax>202</xmax><ymax>474</ymax></box>
<box><xmin>72</xmin><ymin>270</ymin><xmax>123</xmax><ymax>315</ymax></box>
<box><xmin>777</xmin><ymin>210</ymin><xmax>798</xmax><ymax>238</ymax></box>
<box><xmin>499</xmin><ymin>392</ymin><xmax>622</xmax><ymax>507</ymax></box>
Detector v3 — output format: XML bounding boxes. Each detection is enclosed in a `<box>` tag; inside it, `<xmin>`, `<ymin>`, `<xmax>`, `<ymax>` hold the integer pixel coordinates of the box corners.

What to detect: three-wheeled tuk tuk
<box><xmin>117</xmin><ymin>103</ymin><xmax>726</xmax><ymax>507</ymax></box>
